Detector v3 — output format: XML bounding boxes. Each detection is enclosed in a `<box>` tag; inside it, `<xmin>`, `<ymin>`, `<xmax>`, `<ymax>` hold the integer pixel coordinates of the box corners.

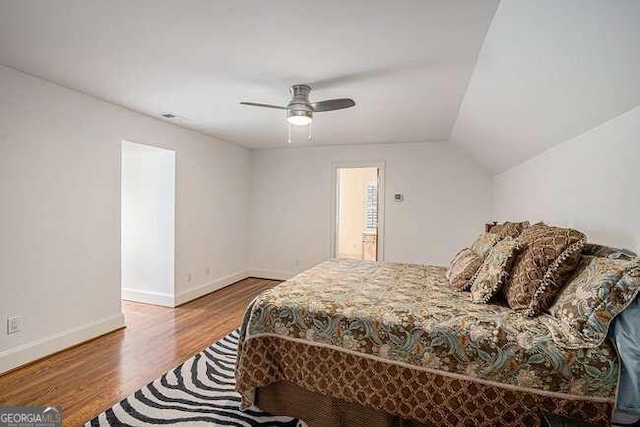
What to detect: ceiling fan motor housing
<box><xmin>287</xmin><ymin>84</ymin><xmax>313</xmax><ymax>121</ymax></box>
<box><xmin>240</xmin><ymin>83</ymin><xmax>355</xmax><ymax>127</ymax></box>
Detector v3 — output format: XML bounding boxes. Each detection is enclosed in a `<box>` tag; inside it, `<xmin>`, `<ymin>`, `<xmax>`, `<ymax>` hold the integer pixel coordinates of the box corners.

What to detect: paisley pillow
<box><xmin>447</xmin><ymin>248</ymin><xmax>483</xmax><ymax>291</ymax></box>
<box><xmin>548</xmin><ymin>255</ymin><xmax>640</xmax><ymax>345</ymax></box>
<box><xmin>470</xmin><ymin>232</ymin><xmax>502</xmax><ymax>258</ymax></box>
<box><xmin>471</xmin><ymin>237</ymin><xmax>520</xmax><ymax>303</ymax></box>
<box><xmin>503</xmin><ymin>223</ymin><xmax>586</xmax><ymax>316</ymax></box>
<box><xmin>489</xmin><ymin>221</ymin><xmax>530</xmax><ymax>238</ymax></box>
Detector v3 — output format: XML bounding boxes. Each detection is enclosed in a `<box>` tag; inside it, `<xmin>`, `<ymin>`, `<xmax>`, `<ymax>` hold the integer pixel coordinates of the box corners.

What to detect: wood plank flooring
<box><xmin>0</xmin><ymin>277</ymin><xmax>280</xmax><ymax>426</ymax></box>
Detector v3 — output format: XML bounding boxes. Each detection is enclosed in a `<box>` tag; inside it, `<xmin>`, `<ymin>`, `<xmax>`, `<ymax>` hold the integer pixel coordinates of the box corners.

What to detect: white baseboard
<box><xmin>123</xmin><ymin>269</ymin><xmax>289</xmax><ymax>308</ymax></box>
<box><xmin>122</xmin><ymin>287</ymin><xmax>175</xmax><ymax>307</ymax></box>
<box><xmin>174</xmin><ymin>270</ymin><xmax>250</xmax><ymax>307</ymax></box>
<box><xmin>248</xmin><ymin>269</ymin><xmax>295</xmax><ymax>281</ymax></box>
<box><xmin>0</xmin><ymin>312</ymin><xmax>125</xmax><ymax>374</ymax></box>
<box><xmin>0</xmin><ymin>268</ymin><xmax>294</xmax><ymax>374</ymax></box>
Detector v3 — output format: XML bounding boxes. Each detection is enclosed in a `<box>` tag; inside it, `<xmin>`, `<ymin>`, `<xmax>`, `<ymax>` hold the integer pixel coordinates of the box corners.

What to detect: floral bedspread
<box><xmin>241</xmin><ymin>259</ymin><xmax>619</xmax><ymax>401</ymax></box>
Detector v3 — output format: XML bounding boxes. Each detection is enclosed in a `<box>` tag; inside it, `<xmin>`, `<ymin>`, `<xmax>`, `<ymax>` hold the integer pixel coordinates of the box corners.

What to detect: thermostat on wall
<box><xmin>394</xmin><ymin>193</ymin><xmax>404</xmax><ymax>202</ymax></box>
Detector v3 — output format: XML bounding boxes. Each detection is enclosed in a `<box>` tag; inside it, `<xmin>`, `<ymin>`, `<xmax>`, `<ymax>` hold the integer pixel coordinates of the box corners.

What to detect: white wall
<box><xmin>0</xmin><ymin>66</ymin><xmax>250</xmax><ymax>373</ymax></box>
<box><xmin>494</xmin><ymin>106</ymin><xmax>640</xmax><ymax>254</ymax></box>
<box><xmin>121</xmin><ymin>141</ymin><xmax>175</xmax><ymax>306</ymax></box>
<box><xmin>249</xmin><ymin>142</ymin><xmax>493</xmax><ymax>278</ymax></box>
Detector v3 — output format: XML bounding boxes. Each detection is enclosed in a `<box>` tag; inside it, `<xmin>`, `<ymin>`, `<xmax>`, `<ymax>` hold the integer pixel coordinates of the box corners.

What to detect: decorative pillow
<box><xmin>446</xmin><ymin>248</ymin><xmax>484</xmax><ymax>291</ymax></box>
<box><xmin>489</xmin><ymin>221</ymin><xmax>530</xmax><ymax>238</ymax></box>
<box><xmin>548</xmin><ymin>255</ymin><xmax>640</xmax><ymax>345</ymax></box>
<box><xmin>582</xmin><ymin>243</ymin><xmax>637</xmax><ymax>260</ymax></box>
<box><xmin>470</xmin><ymin>232</ymin><xmax>502</xmax><ymax>258</ymax></box>
<box><xmin>503</xmin><ymin>223</ymin><xmax>587</xmax><ymax>316</ymax></box>
<box><xmin>470</xmin><ymin>237</ymin><xmax>520</xmax><ymax>303</ymax></box>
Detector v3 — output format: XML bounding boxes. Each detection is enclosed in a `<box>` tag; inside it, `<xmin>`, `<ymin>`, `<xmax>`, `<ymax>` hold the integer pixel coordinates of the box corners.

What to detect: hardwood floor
<box><xmin>0</xmin><ymin>277</ymin><xmax>280</xmax><ymax>426</ymax></box>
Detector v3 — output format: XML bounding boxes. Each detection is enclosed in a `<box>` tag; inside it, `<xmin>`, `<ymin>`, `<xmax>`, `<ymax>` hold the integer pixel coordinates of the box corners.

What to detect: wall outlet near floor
<box><xmin>205</xmin><ymin>267</ymin><xmax>211</xmax><ymax>276</ymax></box>
<box><xmin>7</xmin><ymin>316</ymin><xmax>23</xmax><ymax>335</ymax></box>
<box><xmin>187</xmin><ymin>272</ymin><xmax>192</xmax><ymax>282</ymax></box>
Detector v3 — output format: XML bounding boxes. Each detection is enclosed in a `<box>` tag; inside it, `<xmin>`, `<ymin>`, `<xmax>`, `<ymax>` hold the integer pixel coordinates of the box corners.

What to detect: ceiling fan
<box><xmin>240</xmin><ymin>84</ymin><xmax>355</xmax><ymax>126</ymax></box>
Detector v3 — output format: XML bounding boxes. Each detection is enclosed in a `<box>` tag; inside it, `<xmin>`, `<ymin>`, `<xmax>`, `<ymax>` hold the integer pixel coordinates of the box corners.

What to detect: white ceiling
<box><xmin>452</xmin><ymin>0</ymin><xmax>640</xmax><ymax>173</ymax></box>
<box><xmin>0</xmin><ymin>0</ymin><xmax>499</xmax><ymax>149</ymax></box>
<box><xmin>1</xmin><ymin>1</ymin><xmax>638</xmax><ymax>171</ymax></box>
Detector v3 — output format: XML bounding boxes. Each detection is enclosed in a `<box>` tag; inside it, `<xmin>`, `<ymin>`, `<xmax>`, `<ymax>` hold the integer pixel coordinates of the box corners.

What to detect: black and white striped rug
<box><xmin>86</xmin><ymin>330</ymin><xmax>304</xmax><ymax>426</ymax></box>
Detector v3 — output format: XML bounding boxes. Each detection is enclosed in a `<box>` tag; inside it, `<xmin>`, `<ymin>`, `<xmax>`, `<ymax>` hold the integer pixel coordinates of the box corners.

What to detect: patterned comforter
<box><xmin>236</xmin><ymin>259</ymin><xmax>618</xmax><ymax>426</ymax></box>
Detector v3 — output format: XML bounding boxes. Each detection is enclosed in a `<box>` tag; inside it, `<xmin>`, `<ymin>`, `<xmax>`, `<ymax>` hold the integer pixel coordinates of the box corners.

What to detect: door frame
<box><xmin>330</xmin><ymin>161</ymin><xmax>386</xmax><ymax>261</ymax></box>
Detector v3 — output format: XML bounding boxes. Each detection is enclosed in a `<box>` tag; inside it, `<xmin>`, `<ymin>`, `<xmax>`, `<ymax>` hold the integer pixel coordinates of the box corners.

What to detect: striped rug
<box><xmin>86</xmin><ymin>330</ymin><xmax>304</xmax><ymax>426</ymax></box>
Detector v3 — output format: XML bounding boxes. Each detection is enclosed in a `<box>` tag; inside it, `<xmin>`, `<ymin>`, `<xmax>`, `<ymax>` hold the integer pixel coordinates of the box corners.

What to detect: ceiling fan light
<box><xmin>287</xmin><ymin>110</ymin><xmax>313</xmax><ymax>126</ymax></box>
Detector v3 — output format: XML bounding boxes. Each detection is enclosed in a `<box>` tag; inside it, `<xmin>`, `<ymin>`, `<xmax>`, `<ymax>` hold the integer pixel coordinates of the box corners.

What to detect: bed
<box><xmin>235</xmin><ymin>259</ymin><xmax>622</xmax><ymax>426</ymax></box>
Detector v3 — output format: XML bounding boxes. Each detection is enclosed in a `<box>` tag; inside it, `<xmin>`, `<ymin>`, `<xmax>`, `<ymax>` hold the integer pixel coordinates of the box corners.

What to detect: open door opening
<box><xmin>333</xmin><ymin>165</ymin><xmax>383</xmax><ymax>261</ymax></box>
<box><xmin>121</xmin><ymin>141</ymin><xmax>176</xmax><ymax>306</ymax></box>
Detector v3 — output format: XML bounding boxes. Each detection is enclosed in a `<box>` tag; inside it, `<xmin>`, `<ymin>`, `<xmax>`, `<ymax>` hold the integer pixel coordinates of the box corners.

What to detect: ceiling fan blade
<box><xmin>311</xmin><ymin>98</ymin><xmax>356</xmax><ymax>112</ymax></box>
<box><xmin>240</xmin><ymin>102</ymin><xmax>287</xmax><ymax>110</ymax></box>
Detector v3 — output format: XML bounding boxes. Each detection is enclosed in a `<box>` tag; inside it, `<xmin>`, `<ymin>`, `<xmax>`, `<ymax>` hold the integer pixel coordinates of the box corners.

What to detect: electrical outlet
<box><xmin>294</xmin><ymin>259</ymin><xmax>300</xmax><ymax>267</ymax></box>
<box><xmin>205</xmin><ymin>267</ymin><xmax>211</xmax><ymax>276</ymax></box>
<box><xmin>7</xmin><ymin>316</ymin><xmax>22</xmax><ymax>335</ymax></box>
<box><xmin>187</xmin><ymin>272</ymin><xmax>192</xmax><ymax>282</ymax></box>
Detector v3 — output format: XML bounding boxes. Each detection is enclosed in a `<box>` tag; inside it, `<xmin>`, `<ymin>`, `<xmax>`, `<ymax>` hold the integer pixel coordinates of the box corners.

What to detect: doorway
<box><xmin>331</xmin><ymin>163</ymin><xmax>384</xmax><ymax>261</ymax></box>
<box><xmin>121</xmin><ymin>141</ymin><xmax>176</xmax><ymax>306</ymax></box>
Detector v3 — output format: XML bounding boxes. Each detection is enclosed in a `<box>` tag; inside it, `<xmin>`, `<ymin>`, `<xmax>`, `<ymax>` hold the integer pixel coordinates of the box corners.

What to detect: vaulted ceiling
<box><xmin>451</xmin><ymin>0</ymin><xmax>640</xmax><ymax>172</ymax></box>
<box><xmin>1</xmin><ymin>1</ymin><xmax>639</xmax><ymax>173</ymax></box>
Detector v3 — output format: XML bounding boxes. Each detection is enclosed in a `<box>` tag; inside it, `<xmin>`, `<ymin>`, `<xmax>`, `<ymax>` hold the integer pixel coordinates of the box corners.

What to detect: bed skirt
<box><xmin>237</xmin><ymin>335</ymin><xmax>614</xmax><ymax>427</ymax></box>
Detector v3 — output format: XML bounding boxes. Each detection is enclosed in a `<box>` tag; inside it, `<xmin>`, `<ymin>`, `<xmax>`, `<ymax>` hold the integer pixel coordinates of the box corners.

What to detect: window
<box><xmin>364</xmin><ymin>183</ymin><xmax>378</xmax><ymax>232</ymax></box>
